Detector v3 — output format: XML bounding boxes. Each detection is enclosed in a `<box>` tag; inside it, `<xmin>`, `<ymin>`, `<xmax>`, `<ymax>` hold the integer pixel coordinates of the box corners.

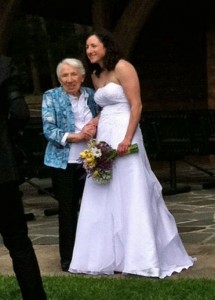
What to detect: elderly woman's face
<box><xmin>59</xmin><ymin>64</ymin><xmax>84</xmax><ymax>96</ymax></box>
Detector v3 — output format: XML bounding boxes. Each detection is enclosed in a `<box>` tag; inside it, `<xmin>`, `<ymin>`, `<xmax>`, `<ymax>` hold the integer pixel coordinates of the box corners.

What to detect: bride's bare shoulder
<box><xmin>116</xmin><ymin>59</ymin><xmax>135</xmax><ymax>71</ymax></box>
<box><xmin>115</xmin><ymin>59</ymin><xmax>137</xmax><ymax>79</ymax></box>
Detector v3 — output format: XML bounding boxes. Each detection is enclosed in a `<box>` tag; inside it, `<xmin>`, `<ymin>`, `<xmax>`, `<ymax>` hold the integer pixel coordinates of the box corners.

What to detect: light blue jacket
<box><xmin>42</xmin><ymin>86</ymin><xmax>99</xmax><ymax>169</ymax></box>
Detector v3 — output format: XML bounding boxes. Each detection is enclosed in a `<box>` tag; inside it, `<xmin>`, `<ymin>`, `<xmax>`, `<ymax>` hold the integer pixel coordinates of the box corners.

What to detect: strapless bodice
<box><xmin>94</xmin><ymin>82</ymin><xmax>129</xmax><ymax>108</ymax></box>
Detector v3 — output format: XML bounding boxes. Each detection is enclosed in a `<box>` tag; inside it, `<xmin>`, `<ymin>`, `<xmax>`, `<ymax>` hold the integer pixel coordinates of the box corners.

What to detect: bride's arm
<box><xmin>115</xmin><ymin>60</ymin><xmax>142</xmax><ymax>155</ymax></box>
<box><xmin>81</xmin><ymin>115</ymin><xmax>100</xmax><ymax>140</ymax></box>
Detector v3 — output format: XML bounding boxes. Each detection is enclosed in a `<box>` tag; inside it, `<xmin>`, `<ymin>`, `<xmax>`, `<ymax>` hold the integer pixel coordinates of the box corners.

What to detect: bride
<box><xmin>69</xmin><ymin>29</ymin><xmax>196</xmax><ymax>278</ymax></box>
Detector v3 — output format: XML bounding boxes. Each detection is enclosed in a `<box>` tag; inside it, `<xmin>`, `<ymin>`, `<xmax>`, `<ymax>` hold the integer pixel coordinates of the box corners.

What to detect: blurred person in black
<box><xmin>0</xmin><ymin>55</ymin><xmax>47</xmax><ymax>300</ymax></box>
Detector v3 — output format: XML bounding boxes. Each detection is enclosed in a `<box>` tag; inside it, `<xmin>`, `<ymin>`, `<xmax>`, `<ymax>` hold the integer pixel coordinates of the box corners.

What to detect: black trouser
<box><xmin>0</xmin><ymin>181</ymin><xmax>47</xmax><ymax>300</ymax></box>
<box><xmin>51</xmin><ymin>164</ymin><xmax>86</xmax><ymax>263</ymax></box>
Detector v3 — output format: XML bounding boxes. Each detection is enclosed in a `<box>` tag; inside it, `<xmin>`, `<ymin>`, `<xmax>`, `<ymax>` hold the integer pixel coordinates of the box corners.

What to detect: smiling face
<box><xmin>59</xmin><ymin>64</ymin><xmax>84</xmax><ymax>96</ymax></box>
<box><xmin>86</xmin><ymin>35</ymin><xmax>106</xmax><ymax>66</ymax></box>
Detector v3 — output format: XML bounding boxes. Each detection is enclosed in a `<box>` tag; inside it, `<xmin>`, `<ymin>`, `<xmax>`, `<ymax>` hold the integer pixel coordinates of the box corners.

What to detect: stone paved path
<box><xmin>0</xmin><ymin>157</ymin><xmax>215</xmax><ymax>278</ymax></box>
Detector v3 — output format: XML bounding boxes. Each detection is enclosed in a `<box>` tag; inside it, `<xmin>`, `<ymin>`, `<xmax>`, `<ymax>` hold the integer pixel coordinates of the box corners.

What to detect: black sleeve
<box><xmin>6</xmin><ymin>61</ymin><xmax>30</xmax><ymax>135</ymax></box>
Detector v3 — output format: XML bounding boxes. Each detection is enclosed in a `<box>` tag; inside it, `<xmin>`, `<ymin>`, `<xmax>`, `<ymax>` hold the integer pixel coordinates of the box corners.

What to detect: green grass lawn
<box><xmin>0</xmin><ymin>275</ymin><xmax>215</xmax><ymax>300</ymax></box>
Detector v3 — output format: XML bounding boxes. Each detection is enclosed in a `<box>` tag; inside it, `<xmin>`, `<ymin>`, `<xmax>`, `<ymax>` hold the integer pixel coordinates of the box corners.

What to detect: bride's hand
<box><xmin>117</xmin><ymin>139</ymin><xmax>131</xmax><ymax>156</ymax></box>
<box><xmin>81</xmin><ymin>123</ymin><xmax>97</xmax><ymax>140</ymax></box>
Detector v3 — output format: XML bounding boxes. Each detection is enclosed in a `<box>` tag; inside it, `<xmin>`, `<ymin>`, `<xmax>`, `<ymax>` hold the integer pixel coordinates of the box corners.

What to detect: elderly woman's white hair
<box><xmin>56</xmin><ymin>58</ymin><xmax>86</xmax><ymax>80</ymax></box>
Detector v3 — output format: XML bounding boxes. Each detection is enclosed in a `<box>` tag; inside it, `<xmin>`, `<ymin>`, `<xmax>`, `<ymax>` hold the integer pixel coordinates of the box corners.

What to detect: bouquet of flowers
<box><xmin>79</xmin><ymin>138</ymin><xmax>139</xmax><ymax>184</ymax></box>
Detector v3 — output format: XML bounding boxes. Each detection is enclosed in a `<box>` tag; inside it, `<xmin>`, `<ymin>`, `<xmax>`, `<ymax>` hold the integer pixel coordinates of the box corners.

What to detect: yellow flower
<box><xmin>90</xmin><ymin>161</ymin><xmax>96</xmax><ymax>168</ymax></box>
<box><xmin>93</xmin><ymin>170</ymin><xmax>99</xmax><ymax>177</ymax></box>
<box><xmin>80</xmin><ymin>150</ymin><xmax>89</xmax><ymax>158</ymax></box>
<box><xmin>86</xmin><ymin>157</ymin><xmax>94</xmax><ymax>163</ymax></box>
<box><xmin>87</xmin><ymin>152</ymin><xmax>93</xmax><ymax>158</ymax></box>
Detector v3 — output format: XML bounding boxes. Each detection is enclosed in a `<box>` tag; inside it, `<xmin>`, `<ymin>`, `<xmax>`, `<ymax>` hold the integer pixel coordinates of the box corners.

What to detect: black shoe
<box><xmin>61</xmin><ymin>261</ymin><xmax>70</xmax><ymax>272</ymax></box>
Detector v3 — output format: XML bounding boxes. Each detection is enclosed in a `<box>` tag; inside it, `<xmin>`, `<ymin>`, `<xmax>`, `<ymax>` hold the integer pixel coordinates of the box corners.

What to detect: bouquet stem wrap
<box><xmin>79</xmin><ymin>139</ymin><xmax>139</xmax><ymax>184</ymax></box>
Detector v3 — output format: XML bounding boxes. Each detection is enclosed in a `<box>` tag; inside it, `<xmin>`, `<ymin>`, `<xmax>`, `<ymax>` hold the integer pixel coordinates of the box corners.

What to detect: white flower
<box><xmin>91</xmin><ymin>147</ymin><xmax>102</xmax><ymax>158</ymax></box>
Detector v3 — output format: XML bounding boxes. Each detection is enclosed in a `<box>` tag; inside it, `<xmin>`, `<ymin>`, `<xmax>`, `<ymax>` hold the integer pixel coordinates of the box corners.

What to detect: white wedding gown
<box><xmin>69</xmin><ymin>82</ymin><xmax>196</xmax><ymax>278</ymax></box>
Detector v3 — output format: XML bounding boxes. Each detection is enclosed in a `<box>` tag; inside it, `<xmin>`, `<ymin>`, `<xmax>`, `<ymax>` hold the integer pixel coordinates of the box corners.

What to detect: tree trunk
<box><xmin>25</xmin><ymin>15</ymin><xmax>42</xmax><ymax>95</ymax></box>
<box><xmin>92</xmin><ymin>0</ymin><xmax>111</xmax><ymax>30</ymax></box>
<box><xmin>39</xmin><ymin>17</ymin><xmax>58</xmax><ymax>88</ymax></box>
<box><xmin>0</xmin><ymin>0</ymin><xmax>21</xmax><ymax>54</ymax></box>
<box><xmin>90</xmin><ymin>0</ymin><xmax>160</xmax><ymax>59</ymax></box>
<box><xmin>113</xmin><ymin>0</ymin><xmax>160</xmax><ymax>58</ymax></box>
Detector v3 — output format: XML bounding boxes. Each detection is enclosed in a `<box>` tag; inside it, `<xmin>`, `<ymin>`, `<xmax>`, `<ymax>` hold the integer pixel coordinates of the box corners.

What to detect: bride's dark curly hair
<box><xmin>84</xmin><ymin>28</ymin><xmax>123</xmax><ymax>77</ymax></box>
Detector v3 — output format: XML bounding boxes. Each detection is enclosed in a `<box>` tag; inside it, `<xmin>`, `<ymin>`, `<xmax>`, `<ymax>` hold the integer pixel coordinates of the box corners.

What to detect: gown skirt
<box><xmin>69</xmin><ymin>87</ymin><xmax>195</xmax><ymax>278</ymax></box>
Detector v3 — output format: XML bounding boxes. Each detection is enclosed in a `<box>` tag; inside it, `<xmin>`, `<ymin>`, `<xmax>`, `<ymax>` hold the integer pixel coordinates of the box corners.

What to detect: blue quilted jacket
<box><xmin>42</xmin><ymin>86</ymin><xmax>99</xmax><ymax>169</ymax></box>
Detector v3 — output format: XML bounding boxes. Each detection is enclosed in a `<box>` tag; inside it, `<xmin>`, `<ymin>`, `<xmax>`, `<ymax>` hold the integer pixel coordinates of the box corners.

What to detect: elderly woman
<box><xmin>42</xmin><ymin>58</ymin><xmax>100</xmax><ymax>272</ymax></box>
